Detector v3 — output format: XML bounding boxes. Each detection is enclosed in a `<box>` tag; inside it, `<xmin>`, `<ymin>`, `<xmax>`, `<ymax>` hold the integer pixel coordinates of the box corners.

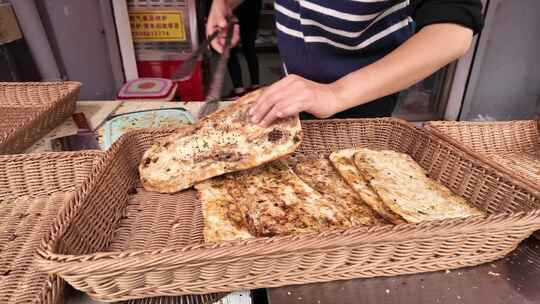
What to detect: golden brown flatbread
<box><xmin>292</xmin><ymin>158</ymin><xmax>384</xmax><ymax>226</ymax></box>
<box><xmin>329</xmin><ymin>149</ymin><xmax>405</xmax><ymax>224</ymax></box>
<box><xmin>195</xmin><ymin>178</ymin><xmax>252</xmax><ymax>242</ymax></box>
<box><xmin>354</xmin><ymin>149</ymin><xmax>483</xmax><ymax>223</ymax></box>
<box><xmin>207</xmin><ymin>161</ymin><xmax>355</xmax><ymax>238</ymax></box>
<box><xmin>139</xmin><ymin>90</ymin><xmax>302</xmax><ymax>193</ymax></box>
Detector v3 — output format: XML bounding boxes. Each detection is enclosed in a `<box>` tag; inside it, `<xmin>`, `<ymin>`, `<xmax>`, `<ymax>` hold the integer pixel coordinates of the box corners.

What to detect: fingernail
<box><xmin>250</xmin><ymin>115</ymin><xmax>258</xmax><ymax>123</ymax></box>
<box><xmin>248</xmin><ymin>107</ymin><xmax>254</xmax><ymax>116</ymax></box>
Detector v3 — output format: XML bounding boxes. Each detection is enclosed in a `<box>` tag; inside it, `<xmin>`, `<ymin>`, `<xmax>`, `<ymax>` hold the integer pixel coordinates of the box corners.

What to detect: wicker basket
<box><xmin>0</xmin><ymin>82</ymin><xmax>81</xmax><ymax>154</ymax></box>
<box><xmin>425</xmin><ymin>120</ymin><xmax>540</xmax><ymax>190</ymax></box>
<box><xmin>0</xmin><ymin>151</ymin><xmax>102</xmax><ymax>304</ymax></box>
<box><xmin>38</xmin><ymin>118</ymin><xmax>540</xmax><ymax>302</ymax></box>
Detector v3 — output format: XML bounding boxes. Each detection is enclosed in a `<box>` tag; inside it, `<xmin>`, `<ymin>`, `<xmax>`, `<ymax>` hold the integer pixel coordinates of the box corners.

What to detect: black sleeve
<box><xmin>410</xmin><ymin>0</ymin><xmax>484</xmax><ymax>35</ymax></box>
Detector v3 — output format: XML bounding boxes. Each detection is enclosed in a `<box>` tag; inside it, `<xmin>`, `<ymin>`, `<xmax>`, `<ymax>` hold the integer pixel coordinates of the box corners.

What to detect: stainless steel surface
<box><xmin>268</xmin><ymin>237</ymin><xmax>540</xmax><ymax>304</ymax></box>
<box><xmin>34</xmin><ymin>0</ymin><xmax>124</xmax><ymax>98</ymax></box>
<box><xmin>443</xmin><ymin>0</ymin><xmax>488</xmax><ymax>121</ymax></box>
<box><xmin>460</xmin><ymin>0</ymin><xmax>540</xmax><ymax>121</ymax></box>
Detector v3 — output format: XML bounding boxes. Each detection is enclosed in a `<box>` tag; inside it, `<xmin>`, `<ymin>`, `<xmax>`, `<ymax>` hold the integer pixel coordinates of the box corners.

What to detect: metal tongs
<box><xmin>171</xmin><ymin>15</ymin><xmax>236</xmax><ymax>119</ymax></box>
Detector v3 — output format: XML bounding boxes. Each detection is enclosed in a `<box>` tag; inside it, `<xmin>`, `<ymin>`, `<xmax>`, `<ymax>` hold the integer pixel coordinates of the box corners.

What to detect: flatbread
<box><xmin>353</xmin><ymin>149</ymin><xmax>483</xmax><ymax>223</ymax></box>
<box><xmin>139</xmin><ymin>90</ymin><xmax>303</xmax><ymax>193</ymax></box>
<box><xmin>329</xmin><ymin>149</ymin><xmax>405</xmax><ymax>224</ymax></box>
<box><xmin>195</xmin><ymin>178</ymin><xmax>252</xmax><ymax>242</ymax></box>
<box><xmin>223</xmin><ymin>161</ymin><xmax>354</xmax><ymax>237</ymax></box>
<box><xmin>293</xmin><ymin>157</ymin><xmax>384</xmax><ymax>226</ymax></box>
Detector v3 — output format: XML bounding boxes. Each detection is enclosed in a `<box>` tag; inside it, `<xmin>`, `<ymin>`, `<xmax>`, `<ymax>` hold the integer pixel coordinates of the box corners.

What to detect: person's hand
<box><xmin>248</xmin><ymin>75</ymin><xmax>342</xmax><ymax>127</ymax></box>
<box><xmin>206</xmin><ymin>0</ymin><xmax>240</xmax><ymax>53</ymax></box>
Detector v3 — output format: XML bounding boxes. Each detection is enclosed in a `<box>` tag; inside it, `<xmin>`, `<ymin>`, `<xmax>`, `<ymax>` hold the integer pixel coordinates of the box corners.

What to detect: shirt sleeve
<box><xmin>410</xmin><ymin>0</ymin><xmax>484</xmax><ymax>35</ymax></box>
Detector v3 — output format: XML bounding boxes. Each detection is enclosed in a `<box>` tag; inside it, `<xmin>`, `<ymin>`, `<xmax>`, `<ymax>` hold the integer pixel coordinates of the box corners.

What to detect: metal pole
<box><xmin>10</xmin><ymin>0</ymin><xmax>62</xmax><ymax>80</ymax></box>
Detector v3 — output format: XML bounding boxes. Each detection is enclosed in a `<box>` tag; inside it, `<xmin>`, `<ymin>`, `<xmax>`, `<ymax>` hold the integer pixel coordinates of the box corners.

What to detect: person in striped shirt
<box><xmin>207</xmin><ymin>0</ymin><xmax>483</xmax><ymax>126</ymax></box>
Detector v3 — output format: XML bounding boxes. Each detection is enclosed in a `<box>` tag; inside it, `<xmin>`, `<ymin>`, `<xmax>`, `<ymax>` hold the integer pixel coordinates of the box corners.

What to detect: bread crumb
<box><xmin>287</xmin><ymin>291</ymin><xmax>291</xmax><ymax>296</ymax></box>
<box><xmin>385</xmin><ymin>289</ymin><xmax>390</xmax><ymax>294</ymax></box>
<box><xmin>445</xmin><ymin>269</ymin><xmax>451</xmax><ymax>274</ymax></box>
<box><xmin>488</xmin><ymin>271</ymin><xmax>500</xmax><ymax>277</ymax></box>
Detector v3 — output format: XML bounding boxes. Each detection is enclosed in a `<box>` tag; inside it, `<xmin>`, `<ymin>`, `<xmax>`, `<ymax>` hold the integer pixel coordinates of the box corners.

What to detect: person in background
<box><xmin>223</xmin><ymin>0</ymin><xmax>263</xmax><ymax>100</ymax></box>
<box><xmin>207</xmin><ymin>0</ymin><xmax>483</xmax><ymax>126</ymax></box>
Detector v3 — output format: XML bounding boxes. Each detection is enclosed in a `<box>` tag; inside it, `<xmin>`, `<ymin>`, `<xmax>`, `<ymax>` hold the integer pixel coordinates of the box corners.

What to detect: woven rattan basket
<box><xmin>0</xmin><ymin>82</ymin><xmax>80</xmax><ymax>154</ymax></box>
<box><xmin>425</xmin><ymin>120</ymin><xmax>540</xmax><ymax>189</ymax></box>
<box><xmin>38</xmin><ymin>118</ymin><xmax>540</xmax><ymax>302</ymax></box>
<box><xmin>0</xmin><ymin>151</ymin><xmax>102</xmax><ymax>304</ymax></box>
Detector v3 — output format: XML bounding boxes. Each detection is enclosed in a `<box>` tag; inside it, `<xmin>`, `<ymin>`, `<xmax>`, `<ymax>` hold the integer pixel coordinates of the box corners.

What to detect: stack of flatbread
<box><xmin>196</xmin><ymin>158</ymin><xmax>386</xmax><ymax>242</ymax></box>
<box><xmin>196</xmin><ymin>148</ymin><xmax>483</xmax><ymax>242</ymax></box>
<box><xmin>139</xmin><ymin>90</ymin><xmax>483</xmax><ymax>243</ymax></box>
<box><xmin>330</xmin><ymin>148</ymin><xmax>483</xmax><ymax>224</ymax></box>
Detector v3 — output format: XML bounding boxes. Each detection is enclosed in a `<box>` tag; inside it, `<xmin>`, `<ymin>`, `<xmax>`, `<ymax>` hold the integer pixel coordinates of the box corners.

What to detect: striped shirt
<box><xmin>276</xmin><ymin>0</ymin><xmax>415</xmax><ymax>83</ymax></box>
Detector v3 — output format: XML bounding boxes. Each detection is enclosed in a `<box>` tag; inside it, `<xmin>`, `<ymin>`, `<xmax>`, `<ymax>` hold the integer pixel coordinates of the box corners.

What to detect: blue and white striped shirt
<box><xmin>275</xmin><ymin>0</ymin><xmax>415</xmax><ymax>83</ymax></box>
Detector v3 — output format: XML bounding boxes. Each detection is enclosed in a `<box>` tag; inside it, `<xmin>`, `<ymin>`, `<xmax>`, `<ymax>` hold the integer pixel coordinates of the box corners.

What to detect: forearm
<box><xmin>331</xmin><ymin>23</ymin><xmax>473</xmax><ymax>113</ymax></box>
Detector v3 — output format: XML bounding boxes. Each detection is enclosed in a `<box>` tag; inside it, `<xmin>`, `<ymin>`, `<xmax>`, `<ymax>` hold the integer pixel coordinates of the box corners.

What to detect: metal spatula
<box><xmin>198</xmin><ymin>16</ymin><xmax>236</xmax><ymax>119</ymax></box>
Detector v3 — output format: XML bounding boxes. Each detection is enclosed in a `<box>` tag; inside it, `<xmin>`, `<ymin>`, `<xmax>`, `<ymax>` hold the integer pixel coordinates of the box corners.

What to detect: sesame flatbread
<box><xmin>293</xmin><ymin>157</ymin><xmax>384</xmax><ymax>226</ymax></box>
<box><xmin>140</xmin><ymin>90</ymin><xmax>302</xmax><ymax>193</ymax></box>
<box><xmin>354</xmin><ymin>149</ymin><xmax>483</xmax><ymax>223</ymax></box>
<box><xmin>330</xmin><ymin>149</ymin><xmax>405</xmax><ymax>224</ymax></box>
<box><xmin>201</xmin><ymin>161</ymin><xmax>354</xmax><ymax>238</ymax></box>
<box><xmin>195</xmin><ymin>178</ymin><xmax>252</xmax><ymax>242</ymax></box>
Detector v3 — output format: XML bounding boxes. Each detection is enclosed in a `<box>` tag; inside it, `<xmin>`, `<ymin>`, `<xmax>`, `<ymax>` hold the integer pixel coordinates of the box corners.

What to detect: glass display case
<box><xmin>393</xmin><ymin>64</ymin><xmax>456</xmax><ymax>121</ymax></box>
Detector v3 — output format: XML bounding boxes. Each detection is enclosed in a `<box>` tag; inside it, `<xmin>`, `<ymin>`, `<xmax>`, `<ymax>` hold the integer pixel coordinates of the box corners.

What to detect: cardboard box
<box><xmin>0</xmin><ymin>4</ymin><xmax>22</xmax><ymax>44</ymax></box>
